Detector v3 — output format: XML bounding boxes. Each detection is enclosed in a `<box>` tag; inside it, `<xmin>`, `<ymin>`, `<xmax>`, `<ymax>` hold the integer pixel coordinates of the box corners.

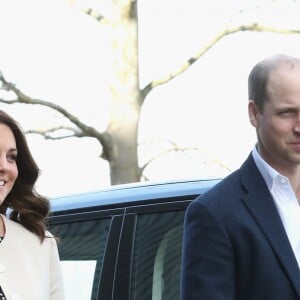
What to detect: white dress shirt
<box><xmin>252</xmin><ymin>147</ymin><xmax>300</xmax><ymax>268</ymax></box>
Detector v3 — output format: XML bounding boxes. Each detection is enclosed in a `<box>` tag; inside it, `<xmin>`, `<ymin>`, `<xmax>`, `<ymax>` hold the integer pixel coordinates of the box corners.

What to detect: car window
<box><xmin>130</xmin><ymin>210</ymin><xmax>185</xmax><ymax>300</ymax></box>
<box><xmin>50</xmin><ymin>217</ymin><xmax>111</xmax><ymax>300</ymax></box>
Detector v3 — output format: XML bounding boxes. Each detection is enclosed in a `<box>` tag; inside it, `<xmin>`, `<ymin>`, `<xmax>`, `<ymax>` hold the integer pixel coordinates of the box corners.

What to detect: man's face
<box><xmin>249</xmin><ymin>63</ymin><xmax>300</xmax><ymax>173</ymax></box>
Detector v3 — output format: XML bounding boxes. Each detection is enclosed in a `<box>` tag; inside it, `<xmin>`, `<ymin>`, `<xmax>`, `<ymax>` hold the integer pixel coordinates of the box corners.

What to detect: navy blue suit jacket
<box><xmin>181</xmin><ymin>154</ymin><xmax>300</xmax><ymax>300</ymax></box>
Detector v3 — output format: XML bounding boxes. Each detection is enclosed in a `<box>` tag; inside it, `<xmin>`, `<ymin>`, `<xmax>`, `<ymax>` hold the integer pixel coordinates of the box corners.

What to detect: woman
<box><xmin>0</xmin><ymin>110</ymin><xmax>64</xmax><ymax>299</ymax></box>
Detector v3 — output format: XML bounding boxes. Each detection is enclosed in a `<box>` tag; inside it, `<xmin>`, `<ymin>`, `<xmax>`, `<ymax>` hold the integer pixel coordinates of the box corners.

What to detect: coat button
<box><xmin>0</xmin><ymin>264</ymin><xmax>4</xmax><ymax>272</ymax></box>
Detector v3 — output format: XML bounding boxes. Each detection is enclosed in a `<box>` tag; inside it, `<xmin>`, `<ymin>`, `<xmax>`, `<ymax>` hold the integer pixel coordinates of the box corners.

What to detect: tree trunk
<box><xmin>107</xmin><ymin>0</ymin><xmax>141</xmax><ymax>185</ymax></box>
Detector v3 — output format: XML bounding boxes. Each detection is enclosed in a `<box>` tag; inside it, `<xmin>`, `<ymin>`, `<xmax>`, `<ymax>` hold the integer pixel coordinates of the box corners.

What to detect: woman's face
<box><xmin>0</xmin><ymin>123</ymin><xmax>18</xmax><ymax>206</ymax></box>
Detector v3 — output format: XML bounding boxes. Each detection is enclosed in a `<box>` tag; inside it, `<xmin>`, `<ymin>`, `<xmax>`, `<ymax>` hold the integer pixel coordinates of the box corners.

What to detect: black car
<box><xmin>49</xmin><ymin>178</ymin><xmax>220</xmax><ymax>300</ymax></box>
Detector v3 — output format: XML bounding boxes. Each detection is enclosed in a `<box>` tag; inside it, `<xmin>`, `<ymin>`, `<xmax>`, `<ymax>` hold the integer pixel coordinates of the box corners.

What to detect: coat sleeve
<box><xmin>49</xmin><ymin>235</ymin><xmax>65</xmax><ymax>300</ymax></box>
<box><xmin>180</xmin><ymin>199</ymin><xmax>235</xmax><ymax>300</ymax></box>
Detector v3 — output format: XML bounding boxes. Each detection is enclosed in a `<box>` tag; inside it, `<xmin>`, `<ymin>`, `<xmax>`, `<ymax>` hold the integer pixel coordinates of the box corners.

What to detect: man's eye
<box><xmin>279</xmin><ymin>110</ymin><xmax>295</xmax><ymax>117</ymax></box>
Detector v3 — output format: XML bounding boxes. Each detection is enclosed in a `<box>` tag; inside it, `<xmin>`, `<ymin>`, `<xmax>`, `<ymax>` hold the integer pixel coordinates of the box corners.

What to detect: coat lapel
<box><xmin>240</xmin><ymin>155</ymin><xmax>300</xmax><ymax>298</ymax></box>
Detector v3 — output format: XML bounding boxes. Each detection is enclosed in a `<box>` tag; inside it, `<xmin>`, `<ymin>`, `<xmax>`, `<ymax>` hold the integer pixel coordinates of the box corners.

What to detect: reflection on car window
<box><xmin>130</xmin><ymin>210</ymin><xmax>185</xmax><ymax>300</ymax></box>
<box><xmin>61</xmin><ymin>260</ymin><xmax>97</xmax><ymax>299</ymax></box>
<box><xmin>51</xmin><ymin>218</ymin><xmax>111</xmax><ymax>300</ymax></box>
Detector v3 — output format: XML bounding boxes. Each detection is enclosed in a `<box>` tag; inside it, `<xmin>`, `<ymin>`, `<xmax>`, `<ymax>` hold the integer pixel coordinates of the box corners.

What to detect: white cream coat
<box><xmin>0</xmin><ymin>214</ymin><xmax>64</xmax><ymax>300</ymax></box>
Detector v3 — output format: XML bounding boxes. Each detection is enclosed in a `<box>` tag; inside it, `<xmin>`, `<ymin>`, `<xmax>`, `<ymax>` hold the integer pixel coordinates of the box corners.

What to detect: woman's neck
<box><xmin>0</xmin><ymin>215</ymin><xmax>5</xmax><ymax>236</ymax></box>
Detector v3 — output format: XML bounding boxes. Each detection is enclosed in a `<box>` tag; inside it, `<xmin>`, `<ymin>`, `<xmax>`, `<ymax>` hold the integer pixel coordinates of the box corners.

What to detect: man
<box><xmin>181</xmin><ymin>54</ymin><xmax>300</xmax><ymax>300</ymax></box>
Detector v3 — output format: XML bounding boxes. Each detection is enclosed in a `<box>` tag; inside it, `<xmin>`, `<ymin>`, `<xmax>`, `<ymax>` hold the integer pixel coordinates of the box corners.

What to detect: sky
<box><xmin>0</xmin><ymin>0</ymin><xmax>300</xmax><ymax>197</ymax></box>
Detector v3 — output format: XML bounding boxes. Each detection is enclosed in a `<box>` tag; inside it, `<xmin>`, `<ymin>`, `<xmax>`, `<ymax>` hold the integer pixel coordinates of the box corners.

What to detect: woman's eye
<box><xmin>7</xmin><ymin>154</ymin><xmax>17</xmax><ymax>162</ymax></box>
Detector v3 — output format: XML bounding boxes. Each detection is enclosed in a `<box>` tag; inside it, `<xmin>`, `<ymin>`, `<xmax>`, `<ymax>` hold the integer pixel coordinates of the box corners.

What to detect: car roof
<box><xmin>50</xmin><ymin>178</ymin><xmax>221</xmax><ymax>213</ymax></box>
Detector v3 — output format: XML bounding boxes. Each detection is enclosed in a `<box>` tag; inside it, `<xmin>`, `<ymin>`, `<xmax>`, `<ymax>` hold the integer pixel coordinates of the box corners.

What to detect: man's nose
<box><xmin>294</xmin><ymin>114</ymin><xmax>300</xmax><ymax>132</ymax></box>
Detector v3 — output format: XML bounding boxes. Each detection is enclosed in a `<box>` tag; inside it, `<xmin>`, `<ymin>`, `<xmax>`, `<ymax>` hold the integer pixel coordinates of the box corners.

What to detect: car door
<box><xmin>49</xmin><ymin>208</ymin><xmax>124</xmax><ymax>300</ymax></box>
<box><xmin>112</xmin><ymin>198</ymin><xmax>192</xmax><ymax>300</ymax></box>
<box><xmin>49</xmin><ymin>196</ymin><xmax>197</xmax><ymax>300</ymax></box>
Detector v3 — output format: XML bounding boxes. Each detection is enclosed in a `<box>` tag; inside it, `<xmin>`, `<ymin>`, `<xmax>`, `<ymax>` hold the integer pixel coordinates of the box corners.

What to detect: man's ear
<box><xmin>248</xmin><ymin>100</ymin><xmax>259</xmax><ymax>127</ymax></box>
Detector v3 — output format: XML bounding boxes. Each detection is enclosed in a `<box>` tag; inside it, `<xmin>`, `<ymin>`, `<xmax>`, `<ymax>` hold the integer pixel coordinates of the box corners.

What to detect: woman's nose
<box><xmin>0</xmin><ymin>157</ymin><xmax>8</xmax><ymax>171</ymax></box>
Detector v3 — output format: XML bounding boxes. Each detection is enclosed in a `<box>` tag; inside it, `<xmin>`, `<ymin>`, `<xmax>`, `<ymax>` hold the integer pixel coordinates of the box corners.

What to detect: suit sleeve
<box><xmin>180</xmin><ymin>199</ymin><xmax>235</xmax><ymax>300</ymax></box>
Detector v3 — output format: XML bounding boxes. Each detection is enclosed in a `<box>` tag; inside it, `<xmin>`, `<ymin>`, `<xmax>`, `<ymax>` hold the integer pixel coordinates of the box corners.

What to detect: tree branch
<box><xmin>0</xmin><ymin>72</ymin><xmax>115</xmax><ymax>161</ymax></box>
<box><xmin>66</xmin><ymin>1</ymin><xmax>109</xmax><ymax>24</ymax></box>
<box><xmin>25</xmin><ymin>125</ymin><xmax>86</xmax><ymax>139</ymax></box>
<box><xmin>141</xmin><ymin>23</ymin><xmax>300</xmax><ymax>100</ymax></box>
<box><xmin>84</xmin><ymin>8</ymin><xmax>108</xmax><ymax>24</ymax></box>
<box><xmin>0</xmin><ymin>72</ymin><xmax>114</xmax><ymax>161</ymax></box>
<box><xmin>0</xmin><ymin>72</ymin><xmax>104</xmax><ymax>138</ymax></box>
<box><xmin>139</xmin><ymin>144</ymin><xmax>231</xmax><ymax>175</ymax></box>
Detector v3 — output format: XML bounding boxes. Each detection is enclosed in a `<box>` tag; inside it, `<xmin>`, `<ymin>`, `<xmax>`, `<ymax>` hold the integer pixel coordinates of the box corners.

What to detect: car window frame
<box><xmin>112</xmin><ymin>198</ymin><xmax>192</xmax><ymax>300</ymax></box>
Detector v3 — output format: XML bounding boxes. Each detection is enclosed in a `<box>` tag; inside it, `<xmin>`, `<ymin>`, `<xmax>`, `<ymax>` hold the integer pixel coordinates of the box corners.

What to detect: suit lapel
<box><xmin>240</xmin><ymin>155</ymin><xmax>300</xmax><ymax>298</ymax></box>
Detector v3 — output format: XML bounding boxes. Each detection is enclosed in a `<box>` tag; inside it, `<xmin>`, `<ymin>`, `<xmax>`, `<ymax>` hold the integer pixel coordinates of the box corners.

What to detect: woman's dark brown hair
<box><xmin>0</xmin><ymin>110</ymin><xmax>50</xmax><ymax>241</ymax></box>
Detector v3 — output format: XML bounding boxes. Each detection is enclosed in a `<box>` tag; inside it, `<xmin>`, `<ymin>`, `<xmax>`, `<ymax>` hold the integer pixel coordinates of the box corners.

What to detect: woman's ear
<box><xmin>248</xmin><ymin>100</ymin><xmax>259</xmax><ymax>127</ymax></box>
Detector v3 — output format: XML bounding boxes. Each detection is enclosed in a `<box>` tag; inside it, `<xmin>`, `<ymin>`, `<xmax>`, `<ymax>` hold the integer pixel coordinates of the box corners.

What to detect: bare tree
<box><xmin>0</xmin><ymin>0</ymin><xmax>300</xmax><ymax>185</ymax></box>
